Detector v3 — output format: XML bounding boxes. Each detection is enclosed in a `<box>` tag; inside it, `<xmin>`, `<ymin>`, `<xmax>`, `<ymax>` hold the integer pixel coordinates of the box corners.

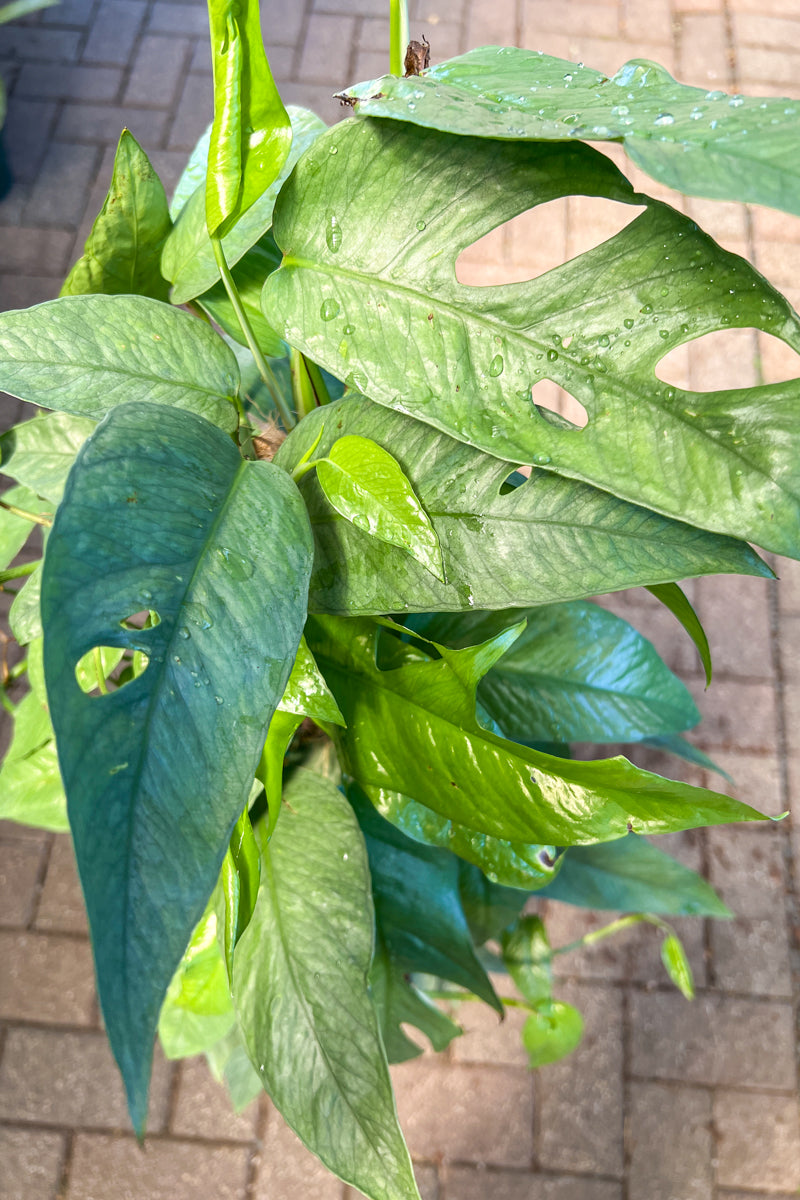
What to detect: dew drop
<box><xmin>532</xmin><ymin>452</ymin><xmax>552</xmax><ymax>465</ymax></box>
<box><xmin>344</xmin><ymin>323</ymin><xmax>356</xmax><ymax>335</ymax></box>
<box><xmin>690</xmin><ymin>107</ymin><xmax>704</xmax><ymax>120</ymax></box>
<box><xmin>215</xmin><ymin>695</ymin><xmax>224</xmax><ymax>705</ymax></box>
<box><xmin>185</xmin><ymin>602</ymin><xmax>212</xmax><ymax>630</ymax></box>
<box><xmin>216</xmin><ymin>546</ymin><xmax>254</xmax><ymax>581</ymax></box>
<box><xmin>598</xmin><ymin>334</ymin><xmax>610</xmax><ymax>347</ymax></box>
<box><xmin>659</xmin><ymin>329</ymin><xmax>670</xmax><ymax>339</ymax></box>
<box><xmin>729</xmin><ymin>95</ymin><xmax>744</xmax><ymax>108</ymax></box>
<box><xmin>172</xmin><ymin>655</ymin><xmax>181</xmax><ymax>664</ymax></box>
<box><xmin>624</xmin><ymin>317</ymin><xmax>635</xmax><ymax>329</ymax></box>
<box><xmin>546</xmin><ymin>348</ymin><xmax>559</xmax><ymax>362</ymax></box>
<box><xmin>345</xmin><ymin>370</ymin><xmax>368</xmax><ymax>392</ymax></box>
<box><xmin>325</xmin><ymin>215</ymin><xmax>342</xmax><ymax>254</ymax></box>
<box><xmin>654</xmin><ymin>112</ymin><xmax>675</xmax><ymax>126</ymax></box>
<box><xmin>320</xmin><ymin>297</ymin><xmax>340</xmax><ymax>322</ymax></box>
<box><xmin>640</xmin><ymin>303</ymin><xmax>653</xmax><ymax>315</ymax></box>
<box><xmin>416</xmin><ymin>219</ymin><xmax>427</xmax><ymax>231</ymax></box>
<box><xmin>178</xmin><ymin>626</ymin><xmax>190</xmax><ymax>639</ymax></box>
<box><xmin>489</xmin><ymin>353</ymin><xmax>504</xmax><ymax>377</ymax></box>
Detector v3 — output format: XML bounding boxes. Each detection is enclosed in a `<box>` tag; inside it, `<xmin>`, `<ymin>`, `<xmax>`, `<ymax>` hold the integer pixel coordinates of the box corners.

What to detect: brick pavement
<box><xmin>2</xmin><ymin>0</ymin><xmax>800</xmax><ymax>1196</ymax></box>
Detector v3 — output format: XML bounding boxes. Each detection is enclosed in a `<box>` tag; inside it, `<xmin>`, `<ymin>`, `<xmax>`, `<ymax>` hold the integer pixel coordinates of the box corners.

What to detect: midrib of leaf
<box><xmin>489</xmin><ymin>666</ymin><xmax>688</xmax><ymax>713</ymax></box>
<box><xmin>281</xmin><ymin>254</ymin><xmax>786</xmax><ymax>491</ymax></box>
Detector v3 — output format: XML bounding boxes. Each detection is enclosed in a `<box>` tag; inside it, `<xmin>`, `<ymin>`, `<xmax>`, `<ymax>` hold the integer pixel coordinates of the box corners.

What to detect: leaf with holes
<box><xmin>60</xmin><ymin>130</ymin><xmax>172</xmax><ymax>301</ymax></box>
<box><xmin>275</xmin><ymin>397</ymin><xmax>770</xmax><ymax>614</ymax></box>
<box><xmin>263</xmin><ymin>118</ymin><xmax>800</xmax><ymax>558</ymax></box>
<box><xmin>232</xmin><ymin>770</ymin><xmax>420</xmax><ymax>1200</ymax></box>
<box><xmin>0</xmin><ymin>295</ymin><xmax>240</xmax><ymax>431</ymax></box>
<box><xmin>341</xmin><ymin>48</ymin><xmax>800</xmax><ymax>217</ymax></box>
<box><xmin>41</xmin><ymin>401</ymin><xmax>312</xmax><ymax>1134</ymax></box>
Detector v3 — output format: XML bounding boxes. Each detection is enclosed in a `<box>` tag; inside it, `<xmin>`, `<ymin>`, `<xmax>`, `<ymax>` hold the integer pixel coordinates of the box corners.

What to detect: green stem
<box><xmin>552</xmin><ymin>913</ymin><xmax>651</xmax><ymax>958</ymax></box>
<box><xmin>424</xmin><ymin>988</ymin><xmax>530</xmax><ymax>1010</ymax></box>
<box><xmin>93</xmin><ymin>647</ymin><xmax>109</xmax><ymax>696</ymax></box>
<box><xmin>0</xmin><ymin>561</ymin><xmax>38</xmax><ymax>584</ymax></box>
<box><xmin>291</xmin><ymin>458</ymin><xmax>325</xmax><ymax>484</ymax></box>
<box><xmin>210</xmin><ymin>235</ymin><xmax>296</xmax><ymax>431</ymax></box>
<box><xmin>8</xmin><ymin>658</ymin><xmax>28</xmax><ymax>682</ymax></box>
<box><xmin>0</xmin><ymin>500</ymin><xmax>51</xmax><ymax>527</ymax></box>
<box><xmin>389</xmin><ymin>0</ymin><xmax>409</xmax><ymax>75</ymax></box>
<box><xmin>0</xmin><ymin>690</ymin><xmax>15</xmax><ymax>716</ymax></box>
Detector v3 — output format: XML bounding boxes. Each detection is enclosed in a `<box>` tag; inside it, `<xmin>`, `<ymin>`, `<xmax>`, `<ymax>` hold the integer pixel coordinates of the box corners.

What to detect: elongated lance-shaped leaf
<box><xmin>275</xmin><ymin>397</ymin><xmax>769</xmax><ymax>614</ymax></box>
<box><xmin>205</xmin><ymin>0</ymin><xmax>291</xmax><ymax>237</ymax></box>
<box><xmin>307</xmin><ymin>615</ymin><xmax>769</xmax><ymax>847</ymax></box>
<box><xmin>263</xmin><ymin>119</ymin><xmax>800</xmax><ymax>558</ymax></box>
<box><xmin>0</xmin><ymin>295</ymin><xmax>240</xmax><ymax>431</ymax></box>
<box><xmin>165</xmin><ymin>106</ymin><xmax>325</xmax><ymax>304</ymax></box>
<box><xmin>233</xmin><ymin>770</ymin><xmax>421</xmax><ymax>1200</ymax></box>
<box><xmin>647</xmin><ymin>582</ymin><xmax>712</xmax><ymax>685</ymax></box>
<box><xmin>41</xmin><ymin>402</ymin><xmax>313</xmax><ymax>1135</ymax></box>
<box><xmin>341</xmin><ymin>48</ymin><xmax>800</xmax><ymax>217</ymax></box>
<box><xmin>411</xmin><ymin>601</ymin><xmax>701</xmax><ymax>743</ymax></box>
<box><xmin>0</xmin><ymin>412</ymin><xmax>96</xmax><ymax>504</ymax></box>
<box><xmin>61</xmin><ymin>130</ymin><xmax>172</xmax><ymax>301</ymax></box>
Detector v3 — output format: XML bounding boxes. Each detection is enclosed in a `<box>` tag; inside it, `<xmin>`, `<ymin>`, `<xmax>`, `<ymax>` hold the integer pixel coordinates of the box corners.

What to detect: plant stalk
<box><xmin>0</xmin><ymin>499</ymin><xmax>51</xmax><ymax>526</ymax></box>
<box><xmin>389</xmin><ymin>0</ymin><xmax>409</xmax><ymax>76</ymax></box>
<box><xmin>210</xmin><ymin>235</ymin><xmax>296</xmax><ymax>431</ymax></box>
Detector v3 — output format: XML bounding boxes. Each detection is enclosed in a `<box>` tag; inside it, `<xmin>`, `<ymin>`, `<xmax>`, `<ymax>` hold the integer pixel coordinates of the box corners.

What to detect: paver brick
<box><xmin>678</xmin><ymin>14</ymin><xmax>732</xmax><ymax>86</ymax></box>
<box><xmin>312</xmin><ymin>0</ymin><xmax>386</xmax><ymax>12</ymax></box>
<box><xmin>710</xmin><ymin>915</ymin><xmax>793</xmax><ymax>997</ymax></box>
<box><xmin>170</xmin><ymin>1057</ymin><xmax>258</xmax><ymax>1142</ymax></box>
<box><xmin>65</xmin><ymin>1134</ymin><xmax>251</xmax><ymax>1200</ymax></box>
<box><xmin>0</xmin><ymin>929</ymin><xmax>95</xmax><ymax>1023</ymax></box>
<box><xmin>700</xmin><ymin>750</ymin><xmax>783</xmax><ymax>817</ymax></box>
<box><xmin>628</xmin><ymin>1082</ymin><xmax>712</xmax><ymax>1200</ymax></box>
<box><xmin>260</xmin><ymin>0</ymin><xmax>307</xmax><ymax>49</ymax></box>
<box><xmin>629</xmin><ymin>991</ymin><xmax>796</xmax><ymax>1088</ymax></box>
<box><xmin>147</xmin><ymin>1</ymin><xmax>209</xmax><ymax>37</ymax></box>
<box><xmin>715</xmin><ymin>1091</ymin><xmax>800</xmax><ymax>1191</ymax></box>
<box><xmin>55</xmin><ymin>104</ymin><xmax>170</xmax><ymax>147</ymax></box>
<box><xmin>442</xmin><ymin>1169</ymin><xmax>622</xmax><ymax>1199</ymax></box>
<box><xmin>35</xmin><ymin>834</ymin><xmax>89</xmax><ymax>934</ymax></box>
<box><xmin>707</xmin><ymin>825</ymin><xmax>786</xmax><ymax>916</ymax></box>
<box><xmin>733</xmin><ymin>12</ymin><xmax>800</xmax><ymax>49</ymax></box>
<box><xmin>687</xmin><ymin>679</ymin><xmax>777</xmax><ymax>755</ymax></box>
<box><xmin>0</xmin><ymin>98</ymin><xmax>57</xmax><ymax>188</ymax></box>
<box><xmin>537</xmin><ymin>981</ymin><xmax>623</xmax><ymax>1177</ymax></box>
<box><xmin>41</xmin><ymin>0</ymin><xmax>96</xmax><ymax>23</ymax></box>
<box><xmin>0</xmin><ymin>836</ymin><xmax>45</xmax><ymax>927</ymax></box>
<box><xmin>695</xmin><ymin>576</ymin><xmax>775</xmax><ymax>681</ymax></box>
<box><xmin>0</xmin><ymin>224</ymin><xmax>74</xmax><ymax>275</ymax></box>
<box><xmin>0</xmin><ymin>274</ymin><xmax>62</xmax><ymax>308</ymax></box>
<box><xmin>81</xmin><ymin>0</ymin><xmax>147</xmax><ymax>66</ymax></box>
<box><xmin>450</xmin><ymin>994</ymin><xmax>529</xmax><ymax>1067</ymax></box>
<box><xmin>622</xmin><ymin>0</ymin><xmax>673</xmax><ymax>43</ymax></box>
<box><xmin>0</xmin><ymin>1029</ymin><xmax>172</xmax><ymax>1129</ymax></box>
<box><xmin>16</xmin><ymin>63</ymin><xmax>123</xmax><ymax>102</ymax></box>
<box><xmin>470</xmin><ymin>0</ymin><xmax>518</xmax><ymax>47</ymax></box>
<box><xmin>124</xmin><ymin>35</ymin><xmax>191</xmax><ymax>107</ymax></box>
<box><xmin>391</xmin><ymin>1059</ymin><xmax>534</xmax><ymax>1167</ymax></box>
<box><xmin>253</xmin><ymin>1108</ymin><xmax>345</xmax><ymax>1198</ymax></box>
<box><xmin>524</xmin><ymin>1</ymin><xmax>619</xmax><ymax>39</ymax></box>
<box><xmin>23</xmin><ymin>141</ymin><xmax>100</xmax><ymax>227</ymax></box>
<box><xmin>1</xmin><ymin>28</ymin><xmax>82</xmax><ymax>62</ymax></box>
<box><xmin>738</xmin><ymin>45</ymin><xmax>800</xmax><ymax>87</ymax></box>
<box><xmin>298</xmin><ymin>13</ymin><xmax>358</xmax><ymax>84</ymax></box>
<box><xmin>167</xmin><ymin>71</ymin><xmax>212</xmax><ymax>150</ymax></box>
<box><xmin>687</xmin><ymin>326</ymin><xmax>758</xmax><ymax>391</ymax></box>
<box><xmin>0</xmin><ymin>1126</ymin><xmax>66</xmax><ymax>1200</ymax></box>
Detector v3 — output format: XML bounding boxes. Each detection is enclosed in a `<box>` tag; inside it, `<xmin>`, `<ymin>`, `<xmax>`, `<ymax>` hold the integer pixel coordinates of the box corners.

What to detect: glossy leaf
<box><xmin>205</xmin><ymin>0</ymin><xmax>291</xmax><ymax>237</ymax></box>
<box><xmin>539</xmin><ymin>833</ymin><xmax>731</xmax><ymax>917</ymax></box>
<box><xmin>0</xmin><ymin>736</ymin><xmax>68</xmax><ymax>832</ymax></box>
<box><xmin>171</xmin><ymin>124</ymin><xmax>212</xmax><ymax>219</ymax></box>
<box><xmin>0</xmin><ymin>412</ymin><xmax>96</xmax><ymax>504</ymax></box>
<box><xmin>501</xmin><ymin>915</ymin><xmax>553</xmax><ymax>1007</ymax></box>
<box><xmin>41</xmin><ymin>401</ymin><xmax>312</xmax><ymax>1134</ymax></box>
<box><xmin>158</xmin><ymin>904</ymin><xmax>236</xmax><ymax>1059</ymax></box>
<box><xmin>232</xmin><ymin>770</ymin><xmax>420</xmax><ymax>1200</ymax></box>
<box><xmin>522</xmin><ymin>1002</ymin><xmax>584</xmax><ymax>1068</ymax></box>
<box><xmin>216</xmin><ymin>806</ymin><xmax>261</xmax><ymax>983</ymax></box>
<box><xmin>0</xmin><ymin>485</ymin><xmax>50</xmax><ymax>569</ymax></box>
<box><xmin>316</xmin><ymin>435</ymin><xmax>444</xmax><ymax>581</ymax></box>
<box><xmin>264</xmin><ymin>118</ymin><xmax>800</xmax><ymax>558</ymax></box>
<box><xmin>349</xmin><ymin>784</ymin><xmax>500</xmax><ymax>1010</ymax></box>
<box><xmin>308</xmin><ymin>614</ymin><xmax>768</xmax><ymax>847</ymax></box>
<box><xmin>458</xmin><ymin>861</ymin><xmax>528</xmax><ymax>946</ymax></box>
<box><xmin>196</xmin><ymin>234</ymin><xmax>284</xmax><ymax>356</ymax></box>
<box><xmin>370</xmin><ymin>930</ymin><xmax>462</xmax><ymax>1063</ymax></box>
<box><xmin>661</xmin><ymin>932</ymin><xmax>695</xmax><ymax>999</ymax></box>
<box><xmin>369</xmin><ymin>785</ymin><xmax>560</xmax><ymax>890</ymax></box>
<box><xmin>60</xmin><ymin>130</ymin><xmax>172</xmax><ymax>301</ymax></box>
<box><xmin>275</xmin><ymin>397</ymin><xmax>769</xmax><ymax>615</ymax></box>
<box><xmin>647</xmin><ymin>582</ymin><xmax>712</xmax><ymax>686</ymax></box>
<box><xmin>9</xmin><ymin>563</ymin><xmax>42</xmax><ymax>644</ymax></box>
<box><xmin>642</xmin><ymin>732</ymin><xmax>732</xmax><ymax>781</ymax></box>
<box><xmin>0</xmin><ymin>295</ymin><xmax>240</xmax><ymax>431</ymax></box>
<box><xmin>164</xmin><ymin>106</ymin><xmax>326</xmax><ymax>305</ymax></box>
<box><xmin>278</xmin><ymin>634</ymin><xmax>344</xmax><ymax>725</ymax></box>
<box><xmin>342</xmin><ymin>48</ymin><xmax>800</xmax><ymax>216</ymax></box>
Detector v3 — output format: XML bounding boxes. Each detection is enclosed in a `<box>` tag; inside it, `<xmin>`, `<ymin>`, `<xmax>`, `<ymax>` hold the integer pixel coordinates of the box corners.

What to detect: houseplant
<box><xmin>0</xmin><ymin>0</ymin><xmax>798</xmax><ymax>1195</ymax></box>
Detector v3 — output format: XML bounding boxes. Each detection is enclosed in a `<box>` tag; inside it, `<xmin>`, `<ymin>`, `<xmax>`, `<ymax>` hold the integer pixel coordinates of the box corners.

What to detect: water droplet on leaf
<box><xmin>325</xmin><ymin>216</ymin><xmax>342</xmax><ymax>254</ymax></box>
<box><xmin>320</xmin><ymin>297</ymin><xmax>340</xmax><ymax>322</ymax></box>
<box><xmin>489</xmin><ymin>353</ymin><xmax>504</xmax><ymax>376</ymax></box>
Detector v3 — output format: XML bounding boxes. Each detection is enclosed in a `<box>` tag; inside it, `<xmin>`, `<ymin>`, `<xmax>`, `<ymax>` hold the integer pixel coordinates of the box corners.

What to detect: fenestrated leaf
<box><xmin>60</xmin><ymin>130</ymin><xmax>172</xmax><ymax>301</ymax></box>
<box><xmin>522</xmin><ymin>1002</ymin><xmax>584</xmax><ymax>1067</ymax></box>
<box><xmin>232</xmin><ymin>769</ymin><xmax>420</xmax><ymax>1200</ymax></box>
<box><xmin>275</xmin><ymin>397</ymin><xmax>770</xmax><ymax>614</ymax></box>
<box><xmin>415</xmin><ymin>601</ymin><xmax>700</xmax><ymax>744</ymax></box>
<box><xmin>308</xmin><ymin>614</ymin><xmax>769</xmax><ymax>848</ymax></box>
<box><xmin>341</xmin><ymin>48</ymin><xmax>800</xmax><ymax>217</ymax></box>
<box><xmin>316</xmin><ymin>435</ymin><xmax>444</xmax><ymax>581</ymax></box>
<box><xmin>370</xmin><ymin>931</ymin><xmax>462</xmax><ymax>1063</ymax></box>
<box><xmin>647</xmin><ymin>582</ymin><xmax>712</xmax><ymax>686</ymax></box>
<box><xmin>368</xmin><ymin>785</ymin><xmax>560</xmax><ymax>890</ymax></box>
<box><xmin>196</xmin><ymin>234</ymin><xmax>284</xmax><ymax>356</ymax></box>
<box><xmin>0</xmin><ymin>485</ymin><xmax>50</xmax><ymax>569</ymax></box>
<box><xmin>163</xmin><ymin>106</ymin><xmax>326</xmax><ymax>305</ymax></box>
<box><xmin>0</xmin><ymin>412</ymin><xmax>96</xmax><ymax>503</ymax></box>
<box><xmin>348</xmin><ymin>783</ymin><xmax>500</xmax><ymax>1011</ymax></box>
<box><xmin>0</xmin><ymin>295</ymin><xmax>240</xmax><ymax>431</ymax></box>
<box><xmin>205</xmin><ymin>0</ymin><xmax>291</xmax><ymax>237</ymax></box>
<box><xmin>538</xmin><ymin>832</ymin><xmax>731</xmax><ymax>917</ymax></box>
<box><xmin>263</xmin><ymin>118</ymin><xmax>800</xmax><ymax>558</ymax></box>
<box><xmin>41</xmin><ymin>401</ymin><xmax>312</xmax><ymax>1135</ymax></box>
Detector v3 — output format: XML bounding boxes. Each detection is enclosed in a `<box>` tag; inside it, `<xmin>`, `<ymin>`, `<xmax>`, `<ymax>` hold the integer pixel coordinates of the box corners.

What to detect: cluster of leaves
<box><xmin>1</xmin><ymin>1</ymin><xmax>799</xmax><ymax>1195</ymax></box>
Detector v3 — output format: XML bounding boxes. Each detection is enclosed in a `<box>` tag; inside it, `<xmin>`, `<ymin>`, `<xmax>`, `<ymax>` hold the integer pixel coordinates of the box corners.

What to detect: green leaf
<box><xmin>171</xmin><ymin>124</ymin><xmax>212</xmax><ymax>219</ymax></box>
<box><xmin>0</xmin><ymin>688</ymin><xmax>68</xmax><ymax>832</ymax></box>
<box><xmin>538</xmin><ymin>833</ymin><xmax>731</xmax><ymax>917</ymax></box>
<box><xmin>232</xmin><ymin>770</ymin><xmax>420</xmax><ymax>1200</ymax></box>
<box><xmin>342</xmin><ymin>48</ymin><xmax>800</xmax><ymax>217</ymax></box>
<box><xmin>501</xmin><ymin>915</ymin><xmax>553</xmax><ymax>1007</ymax></box>
<box><xmin>522</xmin><ymin>1002</ymin><xmax>584</xmax><ymax>1068</ymax></box>
<box><xmin>278</xmin><ymin>634</ymin><xmax>344</xmax><ymax>725</ymax></box>
<box><xmin>204</xmin><ymin>1025</ymin><xmax>262</xmax><ymax>1111</ymax></box>
<box><xmin>41</xmin><ymin>401</ymin><xmax>312</xmax><ymax>1135</ymax></box>
<box><xmin>216</xmin><ymin>806</ymin><xmax>261</xmax><ymax>983</ymax></box>
<box><xmin>316</xmin><ymin>435</ymin><xmax>444</xmax><ymax>582</ymax></box>
<box><xmin>9</xmin><ymin>563</ymin><xmax>42</xmax><ymax>644</ymax></box>
<box><xmin>369</xmin><ymin>785</ymin><xmax>560</xmax><ymax>891</ymax></box>
<box><xmin>196</xmin><ymin>234</ymin><xmax>284</xmax><ymax>356</ymax></box>
<box><xmin>422</xmin><ymin>601</ymin><xmax>701</xmax><ymax>744</ymax></box>
<box><xmin>158</xmin><ymin>903</ymin><xmax>236</xmax><ymax>1059</ymax></box>
<box><xmin>276</xmin><ymin>397</ymin><xmax>770</xmax><ymax>615</ymax></box>
<box><xmin>205</xmin><ymin>0</ymin><xmax>291</xmax><ymax>237</ymax></box>
<box><xmin>0</xmin><ymin>485</ymin><xmax>50</xmax><ymax>569</ymax></box>
<box><xmin>164</xmin><ymin>106</ymin><xmax>326</xmax><ymax>305</ymax></box>
<box><xmin>370</xmin><ymin>930</ymin><xmax>462</xmax><ymax>1063</ymax></box>
<box><xmin>0</xmin><ymin>412</ymin><xmax>96</xmax><ymax>503</ymax></box>
<box><xmin>457</xmin><ymin>861</ymin><xmax>528</xmax><ymax>946</ymax></box>
<box><xmin>647</xmin><ymin>582</ymin><xmax>712</xmax><ymax>686</ymax></box>
<box><xmin>264</xmin><ymin>118</ymin><xmax>800</xmax><ymax>558</ymax></box>
<box><xmin>661</xmin><ymin>932</ymin><xmax>695</xmax><ymax>999</ymax></box>
<box><xmin>348</xmin><ymin>783</ymin><xmax>500</xmax><ymax>1011</ymax></box>
<box><xmin>642</xmin><ymin>732</ymin><xmax>733</xmax><ymax>781</ymax></box>
<box><xmin>308</xmin><ymin>614</ymin><xmax>768</xmax><ymax>847</ymax></box>
<box><xmin>60</xmin><ymin>130</ymin><xmax>172</xmax><ymax>301</ymax></box>
<box><xmin>0</xmin><ymin>295</ymin><xmax>240</xmax><ymax>431</ymax></box>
